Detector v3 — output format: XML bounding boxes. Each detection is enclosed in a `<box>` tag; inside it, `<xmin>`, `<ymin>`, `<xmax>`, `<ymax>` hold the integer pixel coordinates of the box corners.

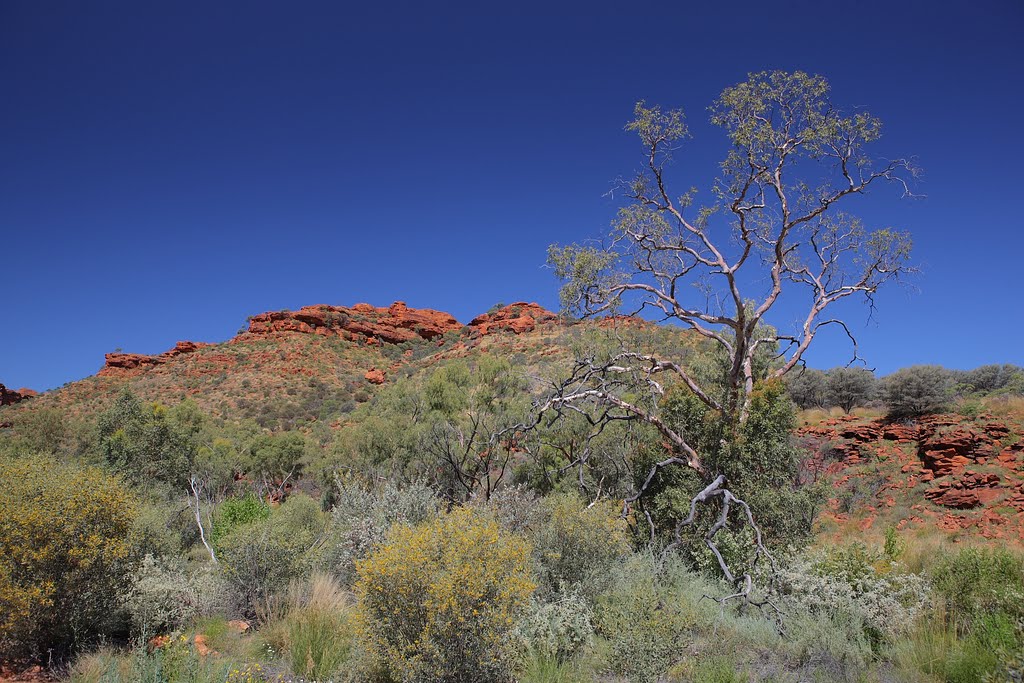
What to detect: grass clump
<box><xmin>260</xmin><ymin>572</ymin><xmax>357</xmax><ymax>681</ymax></box>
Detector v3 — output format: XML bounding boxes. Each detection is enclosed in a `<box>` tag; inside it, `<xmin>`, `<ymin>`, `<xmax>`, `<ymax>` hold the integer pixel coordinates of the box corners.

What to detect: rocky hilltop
<box><xmin>100</xmin><ymin>341</ymin><xmax>215</xmax><ymax>377</ymax></box>
<box><xmin>0</xmin><ymin>385</ymin><xmax>36</xmax><ymax>406</ymax></box>
<box><xmin>98</xmin><ymin>301</ymin><xmax>561</xmax><ymax>377</ymax></box>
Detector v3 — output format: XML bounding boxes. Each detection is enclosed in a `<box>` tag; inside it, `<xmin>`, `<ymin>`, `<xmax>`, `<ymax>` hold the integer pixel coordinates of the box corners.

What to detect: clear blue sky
<box><xmin>3</xmin><ymin>0</ymin><xmax>1022</xmax><ymax>391</ymax></box>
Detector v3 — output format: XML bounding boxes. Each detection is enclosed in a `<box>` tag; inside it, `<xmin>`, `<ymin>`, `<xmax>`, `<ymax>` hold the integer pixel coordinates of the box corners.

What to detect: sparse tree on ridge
<box><xmin>785</xmin><ymin>367</ymin><xmax>828</xmax><ymax>409</ymax></box>
<box><xmin>543</xmin><ymin>71</ymin><xmax>917</xmax><ymax>601</ymax></box>
<box><xmin>826</xmin><ymin>366</ymin><xmax>877</xmax><ymax>413</ymax></box>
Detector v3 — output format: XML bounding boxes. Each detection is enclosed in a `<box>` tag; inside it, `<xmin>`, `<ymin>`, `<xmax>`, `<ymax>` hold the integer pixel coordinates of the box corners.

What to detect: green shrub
<box><xmin>932</xmin><ymin>546</ymin><xmax>1024</xmax><ymax>632</ymax></box>
<box><xmin>355</xmin><ymin>506</ymin><xmax>535</xmax><ymax>683</ymax></box>
<box><xmin>323</xmin><ymin>478</ymin><xmax>439</xmax><ymax>586</ymax></box>
<box><xmin>825</xmin><ymin>366</ymin><xmax>877</xmax><ymax>412</ymax></box>
<box><xmin>594</xmin><ymin>554</ymin><xmax>704</xmax><ymax>683</ymax></box>
<box><xmin>473</xmin><ymin>484</ymin><xmax>545</xmax><ymax>535</ymax></box>
<box><xmin>121</xmin><ymin>555</ymin><xmax>237</xmax><ymax>639</ymax></box>
<box><xmin>530</xmin><ymin>493</ymin><xmax>631</xmax><ymax>601</ymax></box>
<box><xmin>122</xmin><ymin>555</ymin><xmax>201</xmax><ymax>638</ymax></box>
<box><xmin>217</xmin><ymin>494</ymin><xmax>324</xmax><ymax>617</ymax></box>
<box><xmin>785</xmin><ymin>367</ymin><xmax>828</xmax><ymax>409</ymax></box>
<box><xmin>882</xmin><ymin>365</ymin><xmax>953</xmax><ymax>418</ymax></box>
<box><xmin>212</xmin><ymin>494</ymin><xmax>271</xmax><ymax>546</ymax></box>
<box><xmin>0</xmin><ymin>456</ymin><xmax>137</xmax><ymax>661</ymax></box>
<box><xmin>777</xmin><ymin>543</ymin><xmax>932</xmax><ymax>647</ymax></box>
<box><xmin>515</xmin><ymin>591</ymin><xmax>594</xmax><ymax>664</ymax></box>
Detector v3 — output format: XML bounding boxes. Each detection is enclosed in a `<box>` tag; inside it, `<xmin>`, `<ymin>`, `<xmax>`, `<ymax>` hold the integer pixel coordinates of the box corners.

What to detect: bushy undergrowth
<box><xmin>530</xmin><ymin>493</ymin><xmax>631</xmax><ymax>601</ymax></box>
<box><xmin>594</xmin><ymin>554</ymin><xmax>706</xmax><ymax>683</ymax></box>
<box><xmin>121</xmin><ymin>555</ymin><xmax>237</xmax><ymax>639</ymax></box>
<box><xmin>777</xmin><ymin>542</ymin><xmax>932</xmax><ymax>647</ymax></box>
<box><xmin>355</xmin><ymin>506</ymin><xmax>535</xmax><ymax>683</ymax></box>
<box><xmin>0</xmin><ymin>456</ymin><xmax>137</xmax><ymax>662</ymax></box>
<box><xmin>322</xmin><ymin>478</ymin><xmax>439</xmax><ymax>586</ymax></box>
<box><xmin>217</xmin><ymin>494</ymin><xmax>325</xmax><ymax>618</ymax></box>
<box><xmin>260</xmin><ymin>573</ymin><xmax>357</xmax><ymax>681</ymax></box>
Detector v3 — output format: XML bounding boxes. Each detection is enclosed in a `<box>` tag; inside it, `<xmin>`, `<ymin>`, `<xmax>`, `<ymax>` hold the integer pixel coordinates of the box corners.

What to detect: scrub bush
<box><xmin>0</xmin><ymin>456</ymin><xmax>136</xmax><ymax>661</ymax></box>
<box><xmin>515</xmin><ymin>591</ymin><xmax>594</xmax><ymax>664</ymax></box>
<box><xmin>355</xmin><ymin>506</ymin><xmax>534</xmax><ymax>683</ymax></box>
<box><xmin>530</xmin><ymin>493</ymin><xmax>630</xmax><ymax>601</ymax></box>
<box><xmin>323</xmin><ymin>478</ymin><xmax>439</xmax><ymax>586</ymax></box>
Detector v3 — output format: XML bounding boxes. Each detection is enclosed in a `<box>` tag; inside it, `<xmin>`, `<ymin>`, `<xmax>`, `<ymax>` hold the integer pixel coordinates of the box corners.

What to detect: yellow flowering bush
<box><xmin>0</xmin><ymin>456</ymin><xmax>136</xmax><ymax>660</ymax></box>
<box><xmin>355</xmin><ymin>506</ymin><xmax>534</xmax><ymax>682</ymax></box>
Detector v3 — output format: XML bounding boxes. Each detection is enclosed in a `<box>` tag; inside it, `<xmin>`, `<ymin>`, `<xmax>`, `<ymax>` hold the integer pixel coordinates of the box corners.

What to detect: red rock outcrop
<box><xmin>798</xmin><ymin>414</ymin><xmax>1022</xmax><ymax>517</ymax></box>
<box><xmin>100</xmin><ymin>341</ymin><xmax>213</xmax><ymax>377</ymax></box>
<box><xmin>925</xmin><ymin>472</ymin><xmax>1002</xmax><ymax>509</ymax></box>
<box><xmin>469</xmin><ymin>302</ymin><xmax>558</xmax><ymax>335</ymax></box>
<box><xmin>364</xmin><ymin>368</ymin><xmax>386</xmax><ymax>385</ymax></box>
<box><xmin>0</xmin><ymin>384</ymin><xmax>36</xmax><ymax>406</ymax></box>
<box><xmin>244</xmin><ymin>302</ymin><xmax>461</xmax><ymax>344</ymax></box>
<box><xmin>917</xmin><ymin>422</ymin><xmax>999</xmax><ymax>475</ymax></box>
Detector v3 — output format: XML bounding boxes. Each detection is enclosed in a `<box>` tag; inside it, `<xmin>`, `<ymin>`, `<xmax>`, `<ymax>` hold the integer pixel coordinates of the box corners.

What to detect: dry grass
<box><xmin>982</xmin><ymin>394</ymin><xmax>1024</xmax><ymax>420</ymax></box>
<box><xmin>260</xmin><ymin>573</ymin><xmax>357</xmax><ymax>682</ymax></box>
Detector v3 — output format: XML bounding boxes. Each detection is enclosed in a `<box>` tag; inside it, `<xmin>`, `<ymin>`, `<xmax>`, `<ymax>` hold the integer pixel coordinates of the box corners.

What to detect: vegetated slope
<box><xmin>4</xmin><ymin>301</ymin><xmax>696</xmax><ymax>432</ymax></box>
<box><xmin>3</xmin><ymin>299</ymin><xmax>1023</xmax><ymax>546</ymax></box>
<box><xmin>14</xmin><ymin>301</ymin><xmax>576</xmax><ymax>427</ymax></box>
<box><xmin>801</xmin><ymin>413</ymin><xmax>1024</xmax><ymax>543</ymax></box>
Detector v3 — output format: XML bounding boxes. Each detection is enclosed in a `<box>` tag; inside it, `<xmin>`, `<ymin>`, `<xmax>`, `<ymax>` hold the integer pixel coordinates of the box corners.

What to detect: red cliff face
<box><xmin>468</xmin><ymin>302</ymin><xmax>558</xmax><ymax>335</ymax></box>
<box><xmin>0</xmin><ymin>384</ymin><xmax>36</xmax><ymax>406</ymax></box>
<box><xmin>243</xmin><ymin>301</ymin><xmax>462</xmax><ymax>344</ymax></box>
<box><xmin>100</xmin><ymin>341</ymin><xmax>213</xmax><ymax>377</ymax></box>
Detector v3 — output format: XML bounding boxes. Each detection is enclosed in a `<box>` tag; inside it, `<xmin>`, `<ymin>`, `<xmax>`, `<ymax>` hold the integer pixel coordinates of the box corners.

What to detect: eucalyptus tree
<box><xmin>544</xmin><ymin>71</ymin><xmax>916</xmax><ymax>600</ymax></box>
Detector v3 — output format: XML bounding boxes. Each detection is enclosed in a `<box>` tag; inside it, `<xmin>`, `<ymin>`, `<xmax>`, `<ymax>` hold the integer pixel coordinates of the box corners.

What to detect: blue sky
<box><xmin>2</xmin><ymin>0</ymin><xmax>1022</xmax><ymax>391</ymax></box>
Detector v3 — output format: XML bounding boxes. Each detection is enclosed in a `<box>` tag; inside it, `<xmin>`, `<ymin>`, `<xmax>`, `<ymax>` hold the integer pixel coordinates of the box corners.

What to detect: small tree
<box><xmin>882</xmin><ymin>365</ymin><xmax>952</xmax><ymax>418</ymax></box>
<box><xmin>786</xmin><ymin>367</ymin><xmax>828</xmax><ymax>409</ymax></box>
<box><xmin>826</xmin><ymin>366</ymin><xmax>877</xmax><ymax>413</ymax></box>
<box><xmin>544</xmin><ymin>71</ymin><xmax>916</xmax><ymax>598</ymax></box>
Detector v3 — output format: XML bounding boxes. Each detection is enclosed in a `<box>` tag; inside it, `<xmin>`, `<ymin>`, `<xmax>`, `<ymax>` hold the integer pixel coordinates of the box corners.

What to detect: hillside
<box><xmin>3</xmin><ymin>299</ymin><xmax>1024</xmax><ymax>683</ymax></box>
<box><xmin>8</xmin><ymin>301</ymin><xmax>573</xmax><ymax>426</ymax></box>
<box><xmin>4</xmin><ymin>299</ymin><xmax>1022</xmax><ymax>547</ymax></box>
<box><xmin>800</xmin><ymin>413</ymin><xmax>1024</xmax><ymax>544</ymax></box>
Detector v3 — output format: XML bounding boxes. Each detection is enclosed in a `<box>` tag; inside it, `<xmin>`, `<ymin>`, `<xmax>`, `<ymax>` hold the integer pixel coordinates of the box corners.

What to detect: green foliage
<box><xmin>529</xmin><ymin>493</ymin><xmax>631</xmax><ymax>601</ymax></box>
<box><xmin>594</xmin><ymin>555</ymin><xmax>705</xmax><ymax>683</ymax></box>
<box><xmin>825</xmin><ymin>366</ymin><xmax>877</xmax><ymax>413</ymax></box>
<box><xmin>515</xmin><ymin>591</ymin><xmax>594</xmax><ymax>664</ymax></box>
<box><xmin>932</xmin><ymin>546</ymin><xmax>1024</xmax><ymax>634</ymax></box>
<box><xmin>332</xmin><ymin>358</ymin><xmax>530</xmax><ymax>502</ymax></box>
<box><xmin>546</xmin><ymin>244</ymin><xmax>620</xmax><ymax>314</ymax></box>
<box><xmin>0</xmin><ymin>456</ymin><xmax>137</xmax><ymax>661</ymax></box>
<box><xmin>958</xmin><ymin>364</ymin><xmax>1024</xmax><ymax>396</ymax></box>
<box><xmin>785</xmin><ymin>367</ymin><xmax>828</xmax><ymax>409</ymax></box>
<box><xmin>217</xmin><ymin>494</ymin><xmax>325</xmax><ymax>616</ymax></box>
<box><xmin>656</xmin><ymin>380</ymin><xmax>821</xmax><ymax>568</ymax></box>
<box><xmin>323</xmin><ymin>478</ymin><xmax>439</xmax><ymax>587</ymax></box>
<box><xmin>212</xmin><ymin>494</ymin><xmax>271</xmax><ymax>545</ymax></box>
<box><xmin>355</xmin><ymin>506</ymin><xmax>535</xmax><ymax>683</ymax></box>
<box><xmin>121</xmin><ymin>555</ymin><xmax>236</xmax><ymax>639</ymax></box>
<box><xmin>98</xmin><ymin>389</ymin><xmax>200</xmax><ymax>490</ymax></box>
<box><xmin>777</xmin><ymin>543</ymin><xmax>932</xmax><ymax>648</ymax></box>
<box><xmin>883</xmin><ymin>364</ymin><xmax>953</xmax><ymax>418</ymax></box>
<box><xmin>121</xmin><ymin>555</ymin><xmax>202</xmax><ymax>639</ymax></box>
<box><xmin>247</xmin><ymin>431</ymin><xmax>306</xmax><ymax>494</ymax></box>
